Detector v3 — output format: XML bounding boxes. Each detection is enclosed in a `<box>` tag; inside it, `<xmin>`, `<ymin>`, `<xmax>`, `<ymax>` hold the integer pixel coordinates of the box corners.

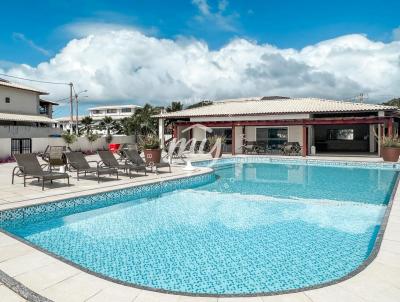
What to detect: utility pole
<box><xmin>75</xmin><ymin>93</ymin><xmax>79</xmax><ymax>135</ymax></box>
<box><xmin>69</xmin><ymin>82</ymin><xmax>73</xmax><ymax>134</ymax></box>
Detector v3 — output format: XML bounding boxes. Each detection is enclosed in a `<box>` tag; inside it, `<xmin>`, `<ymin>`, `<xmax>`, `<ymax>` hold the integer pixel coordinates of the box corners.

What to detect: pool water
<box><xmin>3</xmin><ymin>161</ymin><xmax>398</xmax><ymax>295</ymax></box>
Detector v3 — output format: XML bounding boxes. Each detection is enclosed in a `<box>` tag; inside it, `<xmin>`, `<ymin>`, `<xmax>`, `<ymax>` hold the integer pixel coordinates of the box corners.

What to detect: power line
<box><xmin>0</xmin><ymin>73</ymin><xmax>69</xmax><ymax>85</ymax></box>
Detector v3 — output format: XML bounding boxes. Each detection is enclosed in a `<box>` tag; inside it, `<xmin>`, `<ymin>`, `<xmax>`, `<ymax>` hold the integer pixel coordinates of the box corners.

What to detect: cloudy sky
<box><xmin>0</xmin><ymin>0</ymin><xmax>399</xmax><ymax>117</ymax></box>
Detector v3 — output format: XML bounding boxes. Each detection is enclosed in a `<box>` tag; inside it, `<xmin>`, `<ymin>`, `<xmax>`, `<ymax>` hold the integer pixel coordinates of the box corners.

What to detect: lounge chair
<box><xmin>40</xmin><ymin>145</ymin><xmax>67</xmax><ymax>170</ymax></box>
<box><xmin>98</xmin><ymin>150</ymin><xmax>146</xmax><ymax>177</ymax></box>
<box><xmin>65</xmin><ymin>152</ymin><xmax>118</xmax><ymax>183</ymax></box>
<box><xmin>123</xmin><ymin>149</ymin><xmax>171</xmax><ymax>173</ymax></box>
<box><xmin>12</xmin><ymin>153</ymin><xmax>70</xmax><ymax>190</ymax></box>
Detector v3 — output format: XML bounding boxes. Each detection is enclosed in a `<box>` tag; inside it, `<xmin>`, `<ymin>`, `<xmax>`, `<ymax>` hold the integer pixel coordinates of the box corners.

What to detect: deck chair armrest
<box><xmin>12</xmin><ymin>165</ymin><xmax>26</xmax><ymax>176</ymax></box>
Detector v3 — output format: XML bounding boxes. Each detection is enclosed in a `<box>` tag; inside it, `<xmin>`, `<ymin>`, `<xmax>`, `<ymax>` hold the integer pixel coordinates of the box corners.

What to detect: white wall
<box><xmin>32</xmin><ymin>135</ymin><xmax>136</xmax><ymax>153</ymax></box>
<box><xmin>0</xmin><ymin>126</ymin><xmax>62</xmax><ymax>139</ymax></box>
<box><xmin>0</xmin><ymin>135</ymin><xmax>135</xmax><ymax>159</ymax></box>
<box><xmin>0</xmin><ymin>86</ymin><xmax>39</xmax><ymax>115</ymax></box>
<box><xmin>0</xmin><ymin>138</ymin><xmax>11</xmax><ymax>158</ymax></box>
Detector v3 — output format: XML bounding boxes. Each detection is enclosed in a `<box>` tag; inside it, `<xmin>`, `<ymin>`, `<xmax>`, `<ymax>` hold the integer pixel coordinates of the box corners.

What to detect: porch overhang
<box><xmin>174</xmin><ymin>116</ymin><xmax>391</xmax><ymax>127</ymax></box>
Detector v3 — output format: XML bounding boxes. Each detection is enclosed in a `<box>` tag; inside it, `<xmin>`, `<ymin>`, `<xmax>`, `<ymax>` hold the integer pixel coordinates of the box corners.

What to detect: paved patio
<box><xmin>0</xmin><ymin>154</ymin><xmax>399</xmax><ymax>302</ymax></box>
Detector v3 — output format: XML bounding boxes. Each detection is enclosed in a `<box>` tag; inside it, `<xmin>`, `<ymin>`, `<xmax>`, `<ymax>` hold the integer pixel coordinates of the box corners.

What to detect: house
<box><xmin>156</xmin><ymin>97</ymin><xmax>398</xmax><ymax>156</ymax></box>
<box><xmin>56</xmin><ymin>104</ymin><xmax>141</xmax><ymax>133</ymax></box>
<box><xmin>0</xmin><ymin>79</ymin><xmax>60</xmax><ymax>154</ymax></box>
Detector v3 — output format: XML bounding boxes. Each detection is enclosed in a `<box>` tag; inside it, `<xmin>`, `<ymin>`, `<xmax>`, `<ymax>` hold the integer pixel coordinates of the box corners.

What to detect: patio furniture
<box><xmin>65</xmin><ymin>152</ymin><xmax>118</xmax><ymax>183</ymax></box>
<box><xmin>12</xmin><ymin>153</ymin><xmax>70</xmax><ymax>190</ymax></box>
<box><xmin>40</xmin><ymin>145</ymin><xmax>68</xmax><ymax>170</ymax></box>
<box><xmin>123</xmin><ymin>149</ymin><xmax>171</xmax><ymax>173</ymax></box>
<box><xmin>98</xmin><ymin>150</ymin><xmax>146</xmax><ymax>177</ymax></box>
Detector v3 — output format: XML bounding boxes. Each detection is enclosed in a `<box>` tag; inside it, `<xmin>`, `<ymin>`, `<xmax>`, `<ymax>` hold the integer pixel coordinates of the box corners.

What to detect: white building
<box><xmin>157</xmin><ymin>96</ymin><xmax>398</xmax><ymax>157</ymax></box>
<box><xmin>0</xmin><ymin>79</ymin><xmax>60</xmax><ymax>154</ymax></box>
<box><xmin>56</xmin><ymin>104</ymin><xmax>141</xmax><ymax>133</ymax></box>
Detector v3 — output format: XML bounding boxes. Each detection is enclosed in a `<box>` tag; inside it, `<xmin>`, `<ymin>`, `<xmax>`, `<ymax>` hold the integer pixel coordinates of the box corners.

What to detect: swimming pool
<box><xmin>0</xmin><ymin>158</ymin><xmax>398</xmax><ymax>296</ymax></box>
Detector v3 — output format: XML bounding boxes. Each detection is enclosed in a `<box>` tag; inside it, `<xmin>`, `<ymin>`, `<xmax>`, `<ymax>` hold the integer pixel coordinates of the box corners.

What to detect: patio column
<box><xmin>158</xmin><ymin>118</ymin><xmax>165</xmax><ymax>148</ymax></box>
<box><xmin>232</xmin><ymin>124</ymin><xmax>236</xmax><ymax>155</ymax></box>
<box><xmin>378</xmin><ymin>124</ymin><xmax>382</xmax><ymax>157</ymax></box>
<box><xmin>302</xmin><ymin>126</ymin><xmax>308</xmax><ymax>157</ymax></box>
<box><xmin>388</xmin><ymin>118</ymin><xmax>393</xmax><ymax>137</ymax></box>
<box><xmin>173</xmin><ymin>123</ymin><xmax>178</xmax><ymax>139</ymax></box>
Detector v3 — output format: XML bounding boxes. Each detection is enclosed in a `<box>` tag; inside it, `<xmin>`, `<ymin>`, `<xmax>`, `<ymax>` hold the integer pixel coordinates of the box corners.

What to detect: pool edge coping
<box><xmin>0</xmin><ymin>157</ymin><xmax>399</xmax><ymax>300</ymax></box>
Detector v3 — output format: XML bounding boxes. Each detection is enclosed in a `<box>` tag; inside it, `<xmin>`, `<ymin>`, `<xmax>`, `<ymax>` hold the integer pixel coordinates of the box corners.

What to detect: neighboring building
<box><xmin>0</xmin><ymin>78</ymin><xmax>60</xmax><ymax>154</ymax></box>
<box><xmin>56</xmin><ymin>104</ymin><xmax>141</xmax><ymax>133</ymax></box>
<box><xmin>156</xmin><ymin>96</ymin><xmax>398</xmax><ymax>156</ymax></box>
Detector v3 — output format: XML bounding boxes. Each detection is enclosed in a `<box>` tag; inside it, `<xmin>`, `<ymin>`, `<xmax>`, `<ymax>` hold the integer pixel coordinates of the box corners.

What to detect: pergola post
<box><xmin>158</xmin><ymin>118</ymin><xmax>165</xmax><ymax>148</ymax></box>
<box><xmin>388</xmin><ymin>118</ymin><xmax>393</xmax><ymax>137</ymax></box>
<box><xmin>232</xmin><ymin>124</ymin><xmax>236</xmax><ymax>155</ymax></box>
<box><xmin>302</xmin><ymin>126</ymin><xmax>308</xmax><ymax>157</ymax></box>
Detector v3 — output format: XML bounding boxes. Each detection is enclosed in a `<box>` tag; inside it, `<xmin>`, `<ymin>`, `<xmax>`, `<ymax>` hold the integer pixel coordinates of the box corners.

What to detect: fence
<box><xmin>0</xmin><ymin>135</ymin><xmax>136</xmax><ymax>159</ymax></box>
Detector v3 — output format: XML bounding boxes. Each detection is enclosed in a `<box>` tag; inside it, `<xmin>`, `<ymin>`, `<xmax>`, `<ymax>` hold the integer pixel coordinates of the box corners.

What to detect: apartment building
<box><xmin>0</xmin><ymin>79</ymin><xmax>60</xmax><ymax>154</ymax></box>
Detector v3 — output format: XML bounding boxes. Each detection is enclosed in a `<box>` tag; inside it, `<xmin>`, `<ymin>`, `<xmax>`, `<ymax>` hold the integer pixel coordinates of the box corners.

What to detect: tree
<box><xmin>186</xmin><ymin>100</ymin><xmax>213</xmax><ymax>109</ymax></box>
<box><xmin>129</xmin><ymin>104</ymin><xmax>161</xmax><ymax>136</ymax></box>
<box><xmin>86</xmin><ymin>131</ymin><xmax>100</xmax><ymax>152</ymax></box>
<box><xmin>382</xmin><ymin>98</ymin><xmax>400</xmax><ymax>108</ymax></box>
<box><xmin>99</xmin><ymin>116</ymin><xmax>114</xmax><ymax>136</ymax></box>
<box><xmin>61</xmin><ymin>132</ymin><xmax>77</xmax><ymax>149</ymax></box>
<box><xmin>166</xmin><ymin>101</ymin><xmax>183</xmax><ymax>112</ymax></box>
<box><xmin>80</xmin><ymin>116</ymin><xmax>93</xmax><ymax>135</ymax></box>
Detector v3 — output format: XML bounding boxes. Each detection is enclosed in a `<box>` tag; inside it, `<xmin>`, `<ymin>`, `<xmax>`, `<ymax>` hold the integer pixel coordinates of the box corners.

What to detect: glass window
<box><xmin>256</xmin><ymin>128</ymin><xmax>288</xmax><ymax>149</ymax></box>
<box><xmin>327</xmin><ymin>129</ymin><xmax>354</xmax><ymax>140</ymax></box>
<box><xmin>121</xmin><ymin>108</ymin><xmax>132</xmax><ymax>113</ymax></box>
<box><xmin>5</xmin><ymin>97</ymin><xmax>10</xmax><ymax>103</ymax></box>
<box><xmin>106</xmin><ymin>109</ymin><xmax>117</xmax><ymax>113</ymax></box>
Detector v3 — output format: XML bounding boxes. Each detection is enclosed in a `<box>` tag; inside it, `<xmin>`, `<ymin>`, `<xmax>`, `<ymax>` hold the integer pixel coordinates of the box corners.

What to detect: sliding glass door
<box><xmin>256</xmin><ymin>127</ymin><xmax>288</xmax><ymax>150</ymax></box>
<box><xmin>207</xmin><ymin>128</ymin><xmax>232</xmax><ymax>152</ymax></box>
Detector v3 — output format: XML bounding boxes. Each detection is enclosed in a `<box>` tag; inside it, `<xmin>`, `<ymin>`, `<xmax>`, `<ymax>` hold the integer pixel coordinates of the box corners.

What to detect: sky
<box><xmin>0</xmin><ymin>0</ymin><xmax>399</xmax><ymax>117</ymax></box>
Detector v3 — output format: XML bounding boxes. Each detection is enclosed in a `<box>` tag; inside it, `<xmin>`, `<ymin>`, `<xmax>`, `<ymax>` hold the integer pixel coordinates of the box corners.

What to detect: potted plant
<box><xmin>139</xmin><ymin>134</ymin><xmax>161</xmax><ymax>164</ymax></box>
<box><xmin>381</xmin><ymin>136</ymin><xmax>400</xmax><ymax>162</ymax></box>
<box><xmin>207</xmin><ymin>135</ymin><xmax>226</xmax><ymax>158</ymax></box>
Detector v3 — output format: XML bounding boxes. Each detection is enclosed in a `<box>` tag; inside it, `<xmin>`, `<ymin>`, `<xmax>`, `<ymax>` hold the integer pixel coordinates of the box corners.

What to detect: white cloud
<box><xmin>192</xmin><ymin>0</ymin><xmax>238</xmax><ymax>32</ymax></box>
<box><xmin>393</xmin><ymin>27</ymin><xmax>400</xmax><ymax>41</ymax></box>
<box><xmin>12</xmin><ymin>33</ymin><xmax>51</xmax><ymax>56</ymax></box>
<box><xmin>2</xmin><ymin>29</ymin><xmax>400</xmax><ymax>105</ymax></box>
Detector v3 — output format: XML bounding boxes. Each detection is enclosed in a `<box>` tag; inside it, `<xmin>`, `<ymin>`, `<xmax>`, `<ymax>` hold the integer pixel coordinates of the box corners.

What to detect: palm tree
<box><xmin>100</xmin><ymin>116</ymin><xmax>114</xmax><ymax>136</ymax></box>
<box><xmin>80</xmin><ymin>116</ymin><xmax>93</xmax><ymax>135</ymax></box>
<box><xmin>130</xmin><ymin>104</ymin><xmax>161</xmax><ymax>136</ymax></box>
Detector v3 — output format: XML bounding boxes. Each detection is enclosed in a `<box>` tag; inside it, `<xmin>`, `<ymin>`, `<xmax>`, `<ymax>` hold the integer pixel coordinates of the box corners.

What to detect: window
<box><xmin>256</xmin><ymin>128</ymin><xmax>288</xmax><ymax>149</ymax></box>
<box><xmin>107</xmin><ymin>109</ymin><xmax>117</xmax><ymax>114</ymax></box>
<box><xmin>92</xmin><ymin>110</ymin><xmax>101</xmax><ymax>114</ymax></box>
<box><xmin>121</xmin><ymin>108</ymin><xmax>132</xmax><ymax>113</ymax></box>
<box><xmin>327</xmin><ymin>129</ymin><xmax>354</xmax><ymax>140</ymax></box>
<box><xmin>5</xmin><ymin>97</ymin><xmax>10</xmax><ymax>103</ymax></box>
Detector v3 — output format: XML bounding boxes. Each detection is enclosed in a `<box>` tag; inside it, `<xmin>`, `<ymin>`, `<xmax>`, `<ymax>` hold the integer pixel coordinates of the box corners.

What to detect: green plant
<box><xmin>139</xmin><ymin>134</ymin><xmax>160</xmax><ymax>150</ymax></box>
<box><xmin>61</xmin><ymin>132</ymin><xmax>77</xmax><ymax>148</ymax></box>
<box><xmin>382</xmin><ymin>136</ymin><xmax>400</xmax><ymax>148</ymax></box>
<box><xmin>86</xmin><ymin>131</ymin><xmax>100</xmax><ymax>151</ymax></box>
<box><xmin>207</xmin><ymin>135</ymin><xmax>226</xmax><ymax>146</ymax></box>
<box><xmin>80</xmin><ymin>116</ymin><xmax>93</xmax><ymax>135</ymax></box>
<box><xmin>100</xmin><ymin>116</ymin><xmax>114</xmax><ymax>136</ymax></box>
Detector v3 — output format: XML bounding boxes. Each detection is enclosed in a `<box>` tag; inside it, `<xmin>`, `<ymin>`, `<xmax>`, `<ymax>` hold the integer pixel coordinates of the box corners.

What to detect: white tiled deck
<box><xmin>0</xmin><ymin>154</ymin><xmax>399</xmax><ymax>302</ymax></box>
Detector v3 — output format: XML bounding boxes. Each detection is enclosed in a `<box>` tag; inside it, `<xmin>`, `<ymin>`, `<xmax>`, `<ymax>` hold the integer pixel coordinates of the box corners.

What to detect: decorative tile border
<box><xmin>0</xmin><ymin>171</ymin><xmax>216</xmax><ymax>228</ymax></box>
<box><xmin>193</xmin><ymin>156</ymin><xmax>400</xmax><ymax>170</ymax></box>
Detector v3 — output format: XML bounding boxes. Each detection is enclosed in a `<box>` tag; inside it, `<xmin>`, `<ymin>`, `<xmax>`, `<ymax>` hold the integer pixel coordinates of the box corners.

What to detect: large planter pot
<box><xmin>381</xmin><ymin>147</ymin><xmax>400</xmax><ymax>162</ymax></box>
<box><xmin>143</xmin><ymin>149</ymin><xmax>161</xmax><ymax>164</ymax></box>
<box><xmin>210</xmin><ymin>148</ymin><xmax>223</xmax><ymax>158</ymax></box>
